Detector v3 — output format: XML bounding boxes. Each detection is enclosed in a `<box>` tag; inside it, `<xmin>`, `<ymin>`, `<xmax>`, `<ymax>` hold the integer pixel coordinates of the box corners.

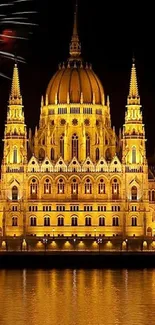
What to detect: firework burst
<box><xmin>0</xmin><ymin>0</ymin><xmax>38</xmax><ymax>79</ymax></box>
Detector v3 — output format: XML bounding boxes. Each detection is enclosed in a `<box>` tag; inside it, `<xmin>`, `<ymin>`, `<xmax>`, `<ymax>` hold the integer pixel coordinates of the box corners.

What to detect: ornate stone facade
<box><xmin>0</xmin><ymin>5</ymin><xmax>155</xmax><ymax>242</ymax></box>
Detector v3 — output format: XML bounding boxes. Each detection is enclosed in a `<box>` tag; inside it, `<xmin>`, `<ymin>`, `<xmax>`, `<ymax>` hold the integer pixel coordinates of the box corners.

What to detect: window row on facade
<box><xmin>11</xmin><ymin>181</ymin><xmax>138</xmax><ymax>201</ymax></box>
<box><xmin>11</xmin><ymin>216</ymin><xmax>138</xmax><ymax>227</ymax></box>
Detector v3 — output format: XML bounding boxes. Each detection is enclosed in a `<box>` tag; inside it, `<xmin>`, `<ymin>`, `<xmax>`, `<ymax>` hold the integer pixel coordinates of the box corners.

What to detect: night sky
<box><xmin>0</xmin><ymin>0</ymin><xmax>155</xmax><ymax>160</ymax></box>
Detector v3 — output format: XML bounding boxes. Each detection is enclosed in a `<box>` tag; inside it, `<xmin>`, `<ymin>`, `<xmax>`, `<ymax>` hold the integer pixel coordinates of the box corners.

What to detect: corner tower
<box><xmin>122</xmin><ymin>59</ymin><xmax>149</xmax><ymax>236</ymax></box>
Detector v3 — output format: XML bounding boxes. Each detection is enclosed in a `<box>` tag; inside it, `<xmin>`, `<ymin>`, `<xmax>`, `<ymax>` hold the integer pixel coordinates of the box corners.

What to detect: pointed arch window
<box><xmin>12</xmin><ymin>186</ymin><xmax>18</xmax><ymax>200</ymax></box>
<box><xmin>30</xmin><ymin>179</ymin><xmax>38</xmax><ymax>197</ymax></box>
<box><xmin>131</xmin><ymin>217</ymin><xmax>137</xmax><ymax>226</ymax></box>
<box><xmin>98</xmin><ymin>179</ymin><xmax>105</xmax><ymax>194</ymax></box>
<box><xmin>44</xmin><ymin>179</ymin><xmax>51</xmax><ymax>194</ymax></box>
<box><xmin>71</xmin><ymin>216</ymin><xmax>78</xmax><ymax>226</ymax></box>
<box><xmin>44</xmin><ymin>216</ymin><xmax>50</xmax><ymax>226</ymax></box>
<box><xmin>131</xmin><ymin>186</ymin><xmax>137</xmax><ymax>200</ymax></box>
<box><xmin>12</xmin><ymin>216</ymin><xmax>18</xmax><ymax>226</ymax></box>
<box><xmin>58</xmin><ymin>179</ymin><xmax>65</xmax><ymax>194</ymax></box>
<box><xmin>85</xmin><ymin>216</ymin><xmax>91</xmax><ymax>226</ymax></box>
<box><xmin>132</xmin><ymin>146</ymin><xmax>136</xmax><ymax>163</ymax></box>
<box><xmin>39</xmin><ymin>148</ymin><xmax>45</xmax><ymax>161</ymax></box>
<box><xmin>72</xmin><ymin>134</ymin><xmax>78</xmax><ymax>159</ymax></box>
<box><xmin>71</xmin><ymin>179</ymin><xmax>78</xmax><ymax>195</ymax></box>
<box><xmin>112</xmin><ymin>217</ymin><xmax>119</xmax><ymax>226</ymax></box>
<box><xmin>30</xmin><ymin>216</ymin><xmax>37</xmax><ymax>226</ymax></box>
<box><xmin>96</xmin><ymin>148</ymin><xmax>100</xmax><ymax>161</ymax></box>
<box><xmin>13</xmin><ymin>147</ymin><xmax>17</xmax><ymax>163</ymax></box>
<box><xmin>58</xmin><ymin>216</ymin><xmax>64</xmax><ymax>226</ymax></box>
<box><xmin>99</xmin><ymin>217</ymin><xmax>105</xmax><ymax>226</ymax></box>
<box><xmin>86</xmin><ymin>134</ymin><xmax>90</xmax><ymax>157</ymax></box>
<box><xmin>85</xmin><ymin>179</ymin><xmax>92</xmax><ymax>194</ymax></box>
<box><xmin>51</xmin><ymin>148</ymin><xmax>55</xmax><ymax>161</ymax></box>
<box><xmin>60</xmin><ymin>134</ymin><xmax>64</xmax><ymax>158</ymax></box>
<box><xmin>112</xmin><ymin>179</ymin><xmax>119</xmax><ymax>199</ymax></box>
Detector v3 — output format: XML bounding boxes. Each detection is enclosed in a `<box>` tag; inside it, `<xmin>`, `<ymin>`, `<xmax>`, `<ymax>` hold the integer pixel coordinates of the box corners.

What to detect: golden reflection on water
<box><xmin>0</xmin><ymin>269</ymin><xmax>155</xmax><ymax>325</ymax></box>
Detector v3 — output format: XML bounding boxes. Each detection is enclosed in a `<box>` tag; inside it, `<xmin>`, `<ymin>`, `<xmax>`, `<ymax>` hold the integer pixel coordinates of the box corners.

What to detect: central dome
<box><xmin>46</xmin><ymin>3</ymin><xmax>105</xmax><ymax>106</ymax></box>
<box><xmin>46</xmin><ymin>62</ymin><xmax>105</xmax><ymax>105</ymax></box>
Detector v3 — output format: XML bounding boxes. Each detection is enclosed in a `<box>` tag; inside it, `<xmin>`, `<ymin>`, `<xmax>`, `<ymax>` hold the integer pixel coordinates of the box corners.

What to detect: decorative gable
<box><xmin>82</xmin><ymin>157</ymin><xmax>95</xmax><ymax>172</ymax></box>
<box><xmin>96</xmin><ymin>157</ymin><xmax>108</xmax><ymax>172</ymax></box>
<box><xmin>54</xmin><ymin>157</ymin><xmax>67</xmax><ymax>172</ymax></box>
<box><xmin>28</xmin><ymin>155</ymin><xmax>40</xmax><ymax>172</ymax></box>
<box><xmin>41</xmin><ymin>157</ymin><xmax>53</xmax><ymax>172</ymax></box>
<box><xmin>68</xmin><ymin>157</ymin><xmax>81</xmax><ymax>172</ymax></box>
<box><xmin>109</xmin><ymin>155</ymin><xmax>122</xmax><ymax>172</ymax></box>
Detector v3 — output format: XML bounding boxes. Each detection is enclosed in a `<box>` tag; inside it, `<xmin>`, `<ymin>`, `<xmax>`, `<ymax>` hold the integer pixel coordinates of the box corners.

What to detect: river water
<box><xmin>0</xmin><ymin>269</ymin><xmax>155</xmax><ymax>325</ymax></box>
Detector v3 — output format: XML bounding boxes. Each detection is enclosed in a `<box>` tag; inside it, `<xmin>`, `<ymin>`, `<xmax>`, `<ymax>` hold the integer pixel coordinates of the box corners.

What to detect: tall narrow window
<box><xmin>131</xmin><ymin>217</ymin><xmax>137</xmax><ymax>226</ymax></box>
<box><xmin>85</xmin><ymin>179</ymin><xmax>92</xmax><ymax>194</ymax></box>
<box><xmin>12</xmin><ymin>186</ymin><xmax>18</xmax><ymax>200</ymax></box>
<box><xmin>58</xmin><ymin>179</ymin><xmax>65</xmax><ymax>194</ymax></box>
<box><xmin>131</xmin><ymin>186</ymin><xmax>137</xmax><ymax>200</ymax></box>
<box><xmin>51</xmin><ymin>148</ymin><xmax>55</xmax><ymax>161</ymax></box>
<box><xmin>60</xmin><ymin>134</ymin><xmax>64</xmax><ymax>158</ymax></box>
<box><xmin>13</xmin><ymin>147</ymin><xmax>17</xmax><ymax>163</ymax></box>
<box><xmin>112</xmin><ymin>179</ymin><xmax>119</xmax><ymax>199</ymax></box>
<box><xmin>71</xmin><ymin>216</ymin><xmax>78</xmax><ymax>226</ymax></box>
<box><xmin>72</xmin><ymin>134</ymin><xmax>78</xmax><ymax>159</ymax></box>
<box><xmin>85</xmin><ymin>217</ymin><xmax>91</xmax><ymax>226</ymax></box>
<box><xmin>12</xmin><ymin>217</ymin><xmax>18</xmax><ymax>226</ymax></box>
<box><xmin>99</xmin><ymin>217</ymin><xmax>105</xmax><ymax>226</ymax></box>
<box><xmin>98</xmin><ymin>179</ymin><xmax>105</xmax><ymax>194</ymax></box>
<box><xmin>86</xmin><ymin>134</ymin><xmax>90</xmax><ymax>157</ymax></box>
<box><xmin>58</xmin><ymin>216</ymin><xmax>64</xmax><ymax>226</ymax></box>
<box><xmin>44</xmin><ymin>216</ymin><xmax>50</xmax><ymax>226</ymax></box>
<box><xmin>132</xmin><ymin>147</ymin><xmax>136</xmax><ymax>163</ymax></box>
<box><xmin>96</xmin><ymin>148</ymin><xmax>100</xmax><ymax>161</ymax></box>
<box><xmin>30</xmin><ymin>179</ymin><xmax>38</xmax><ymax>197</ymax></box>
<box><xmin>112</xmin><ymin>217</ymin><xmax>119</xmax><ymax>226</ymax></box>
<box><xmin>71</xmin><ymin>179</ymin><xmax>78</xmax><ymax>195</ymax></box>
<box><xmin>44</xmin><ymin>179</ymin><xmax>51</xmax><ymax>194</ymax></box>
<box><xmin>30</xmin><ymin>217</ymin><xmax>37</xmax><ymax>226</ymax></box>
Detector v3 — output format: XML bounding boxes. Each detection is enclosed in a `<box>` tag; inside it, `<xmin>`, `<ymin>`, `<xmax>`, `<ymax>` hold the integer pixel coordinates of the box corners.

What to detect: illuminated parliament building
<box><xmin>0</xmin><ymin>5</ymin><xmax>155</xmax><ymax>244</ymax></box>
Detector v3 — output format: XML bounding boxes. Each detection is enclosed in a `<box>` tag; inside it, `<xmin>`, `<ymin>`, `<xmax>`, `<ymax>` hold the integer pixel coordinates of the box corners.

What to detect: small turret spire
<box><xmin>129</xmin><ymin>58</ymin><xmax>139</xmax><ymax>99</ymax></box>
<box><xmin>69</xmin><ymin>0</ymin><xmax>81</xmax><ymax>60</ymax></box>
<box><xmin>9</xmin><ymin>63</ymin><xmax>22</xmax><ymax>105</ymax></box>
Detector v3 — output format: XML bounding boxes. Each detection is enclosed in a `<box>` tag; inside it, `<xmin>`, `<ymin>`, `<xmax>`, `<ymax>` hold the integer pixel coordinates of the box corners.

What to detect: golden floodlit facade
<box><xmin>0</xmin><ymin>6</ymin><xmax>155</xmax><ymax>245</ymax></box>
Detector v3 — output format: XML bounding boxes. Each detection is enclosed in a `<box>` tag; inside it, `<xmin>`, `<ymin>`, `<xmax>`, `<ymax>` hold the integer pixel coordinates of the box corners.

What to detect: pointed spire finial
<box><xmin>9</xmin><ymin>63</ymin><xmax>22</xmax><ymax>105</ymax></box>
<box><xmin>69</xmin><ymin>0</ymin><xmax>81</xmax><ymax>60</ymax></box>
<box><xmin>129</xmin><ymin>58</ymin><xmax>139</xmax><ymax>100</ymax></box>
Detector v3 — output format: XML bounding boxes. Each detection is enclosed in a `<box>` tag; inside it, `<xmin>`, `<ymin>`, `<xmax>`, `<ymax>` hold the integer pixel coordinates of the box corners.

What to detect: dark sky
<box><xmin>0</xmin><ymin>0</ymin><xmax>155</xmax><ymax>158</ymax></box>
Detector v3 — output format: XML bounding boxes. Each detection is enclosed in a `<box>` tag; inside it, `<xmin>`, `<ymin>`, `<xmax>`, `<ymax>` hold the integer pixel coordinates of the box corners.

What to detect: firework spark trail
<box><xmin>0</xmin><ymin>0</ymin><xmax>38</xmax><ymax>78</ymax></box>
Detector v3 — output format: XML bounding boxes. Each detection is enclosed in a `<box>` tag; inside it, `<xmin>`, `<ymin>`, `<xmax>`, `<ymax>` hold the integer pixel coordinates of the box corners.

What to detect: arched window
<box><xmin>39</xmin><ymin>148</ymin><xmax>45</xmax><ymax>161</ymax></box>
<box><xmin>71</xmin><ymin>216</ymin><xmax>78</xmax><ymax>226</ymax></box>
<box><xmin>99</xmin><ymin>217</ymin><xmax>105</xmax><ymax>226</ymax></box>
<box><xmin>71</xmin><ymin>179</ymin><xmax>78</xmax><ymax>195</ymax></box>
<box><xmin>152</xmin><ymin>190</ymin><xmax>155</xmax><ymax>201</ymax></box>
<box><xmin>13</xmin><ymin>147</ymin><xmax>17</xmax><ymax>163</ymax></box>
<box><xmin>98</xmin><ymin>179</ymin><xmax>105</xmax><ymax>194</ymax></box>
<box><xmin>60</xmin><ymin>134</ymin><xmax>64</xmax><ymax>158</ymax></box>
<box><xmin>96</xmin><ymin>148</ymin><xmax>100</xmax><ymax>161</ymax></box>
<box><xmin>131</xmin><ymin>217</ymin><xmax>137</xmax><ymax>226</ymax></box>
<box><xmin>12</xmin><ymin>217</ymin><xmax>18</xmax><ymax>226</ymax></box>
<box><xmin>30</xmin><ymin>179</ymin><xmax>38</xmax><ymax>197</ymax></box>
<box><xmin>86</xmin><ymin>134</ymin><xmax>90</xmax><ymax>157</ymax></box>
<box><xmin>112</xmin><ymin>179</ymin><xmax>119</xmax><ymax>199</ymax></box>
<box><xmin>44</xmin><ymin>216</ymin><xmax>50</xmax><ymax>226</ymax></box>
<box><xmin>85</xmin><ymin>179</ymin><xmax>92</xmax><ymax>194</ymax></box>
<box><xmin>105</xmin><ymin>148</ymin><xmax>111</xmax><ymax>160</ymax></box>
<box><xmin>132</xmin><ymin>147</ymin><xmax>136</xmax><ymax>163</ymax></box>
<box><xmin>51</xmin><ymin>148</ymin><xmax>55</xmax><ymax>161</ymax></box>
<box><xmin>44</xmin><ymin>179</ymin><xmax>51</xmax><ymax>194</ymax></box>
<box><xmin>72</xmin><ymin>134</ymin><xmax>78</xmax><ymax>159</ymax></box>
<box><xmin>85</xmin><ymin>217</ymin><xmax>91</xmax><ymax>226</ymax></box>
<box><xmin>131</xmin><ymin>186</ymin><xmax>137</xmax><ymax>200</ymax></box>
<box><xmin>58</xmin><ymin>216</ymin><xmax>64</xmax><ymax>226</ymax></box>
<box><xmin>12</xmin><ymin>186</ymin><xmax>18</xmax><ymax>200</ymax></box>
<box><xmin>30</xmin><ymin>216</ymin><xmax>37</xmax><ymax>226</ymax></box>
<box><xmin>112</xmin><ymin>217</ymin><xmax>119</xmax><ymax>226</ymax></box>
<box><xmin>58</xmin><ymin>179</ymin><xmax>65</xmax><ymax>194</ymax></box>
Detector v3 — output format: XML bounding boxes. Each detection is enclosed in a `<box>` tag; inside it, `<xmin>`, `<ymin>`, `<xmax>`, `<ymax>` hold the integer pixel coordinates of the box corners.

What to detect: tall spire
<box><xmin>128</xmin><ymin>58</ymin><xmax>140</xmax><ymax>104</ymax></box>
<box><xmin>69</xmin><ymin>0</ymin><xmax>81</xmax><ymax>60</ymax></box>
<box><xmin>9</xmin><ymin>63</ymin><xmax>22</xmax><ymax>105</ymax></box>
